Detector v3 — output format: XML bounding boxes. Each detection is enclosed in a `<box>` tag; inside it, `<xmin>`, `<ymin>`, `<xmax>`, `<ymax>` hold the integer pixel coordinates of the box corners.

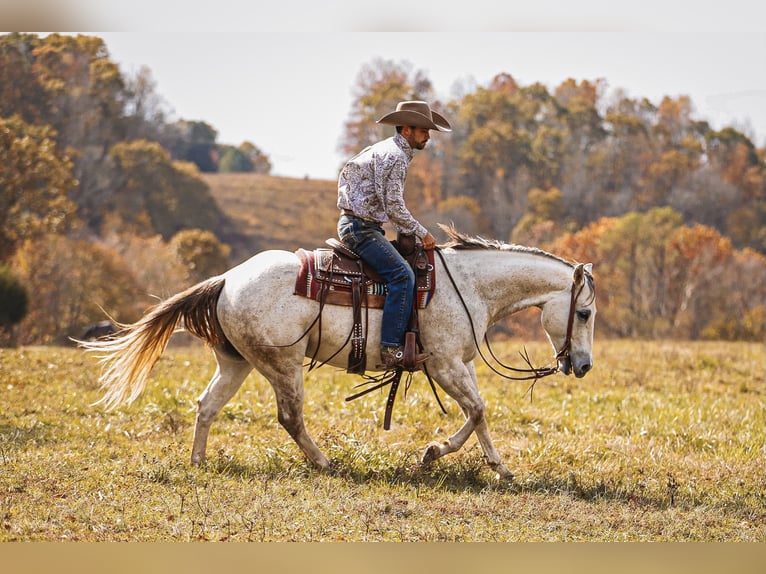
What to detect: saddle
<box><xmin>294</xmin><ymin>234</ymin><xmax>436</xmax><ymax>374</ymax></box>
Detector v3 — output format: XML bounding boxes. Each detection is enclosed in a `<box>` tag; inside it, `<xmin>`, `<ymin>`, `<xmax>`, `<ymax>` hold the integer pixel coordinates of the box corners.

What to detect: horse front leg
<box><xmin>422</xmin><ymin>360</ymin><xmax>513</xmax><ymax>480</ymax></box>
<box><xmin>464</xmin><ymin>362</ymin><xmax>514</xmax><ymax>480</ymax></box>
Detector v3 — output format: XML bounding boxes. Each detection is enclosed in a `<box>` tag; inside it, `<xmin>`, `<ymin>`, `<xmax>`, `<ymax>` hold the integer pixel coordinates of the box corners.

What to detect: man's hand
<box><xmin>422</xmin><ymin>232</ymin><xmax>436</xmax><ymax>250</ymax></box>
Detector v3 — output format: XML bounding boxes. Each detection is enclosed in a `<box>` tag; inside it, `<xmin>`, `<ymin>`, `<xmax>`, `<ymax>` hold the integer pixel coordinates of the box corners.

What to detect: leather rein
<box><xmin>434</xmin><ymin>248</ymin><xmax>586</xmax><ymax>396</ymax></box>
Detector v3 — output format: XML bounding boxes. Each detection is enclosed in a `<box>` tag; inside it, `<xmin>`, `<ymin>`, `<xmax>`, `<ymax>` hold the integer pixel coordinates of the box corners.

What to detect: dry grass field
<box><xmin>204</xmin><ymin>172</ymin><xmax>340</xmax><ymax>263</ymax></box>
<box><xmin>0</xmin><ymin>338</ymin><xmax>762</xmax><ymax>542</ymax></box>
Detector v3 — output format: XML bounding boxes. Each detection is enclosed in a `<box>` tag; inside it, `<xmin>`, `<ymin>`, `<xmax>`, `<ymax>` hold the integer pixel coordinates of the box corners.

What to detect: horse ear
<box><xmin>584</xmin><ymin>263</ymin><xmax>593</xmax><ymax>276</ymax></box>
<box><xmin>573</xmin><ymin>263</ymin><xmax>585</xmax><ymax>286</ymax></box>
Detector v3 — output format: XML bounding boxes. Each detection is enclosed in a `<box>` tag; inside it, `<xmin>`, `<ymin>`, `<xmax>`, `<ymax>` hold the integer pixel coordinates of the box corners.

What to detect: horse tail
<box><xmin>80</xmin><ymin>276</ymin><xmax>229</xmax><ymax>410</ymax></box>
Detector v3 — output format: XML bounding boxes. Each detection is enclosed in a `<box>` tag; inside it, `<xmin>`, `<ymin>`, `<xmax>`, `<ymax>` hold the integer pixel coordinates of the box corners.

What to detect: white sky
<box><xmin>11</xmin><ymin>1</ymin><xmax>766</xmax><ymax>180</ymax></box>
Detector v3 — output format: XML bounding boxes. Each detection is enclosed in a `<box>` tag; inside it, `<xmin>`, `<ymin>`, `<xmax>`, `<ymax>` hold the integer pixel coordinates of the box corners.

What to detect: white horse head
<box><xmin>540</xmin><ymin>262</ymin><xmax>596</xmax><ymax>378</ymax></box>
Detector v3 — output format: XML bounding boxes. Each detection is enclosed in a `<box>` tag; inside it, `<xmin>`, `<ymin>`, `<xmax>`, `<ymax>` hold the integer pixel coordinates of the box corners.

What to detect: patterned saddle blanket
<box><xmin>294</xmin><ymin>238</ymin><xmax>436</xmax><ymax>309</ymax></box>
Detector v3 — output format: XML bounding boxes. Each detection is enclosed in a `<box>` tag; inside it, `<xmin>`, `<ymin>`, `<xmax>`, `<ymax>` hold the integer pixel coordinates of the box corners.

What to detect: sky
<box><xmin>9</xmin><ymin>1</ymin><xmax>766</xmax><ymax>181</ymax></box>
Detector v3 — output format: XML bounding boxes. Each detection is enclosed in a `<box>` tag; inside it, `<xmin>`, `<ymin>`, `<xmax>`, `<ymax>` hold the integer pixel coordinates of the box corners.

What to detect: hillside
<box><xmin>204</xmin><ymin>173</ymin><xmax>341</xmax><ymax>264</ymax></box>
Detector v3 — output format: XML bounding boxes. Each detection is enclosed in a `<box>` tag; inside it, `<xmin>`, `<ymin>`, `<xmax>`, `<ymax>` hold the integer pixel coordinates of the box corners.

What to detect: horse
<box><xmin>79</xmin><ymin>226</ymin><xmax>596</xmax><ymax>479</ymax></box>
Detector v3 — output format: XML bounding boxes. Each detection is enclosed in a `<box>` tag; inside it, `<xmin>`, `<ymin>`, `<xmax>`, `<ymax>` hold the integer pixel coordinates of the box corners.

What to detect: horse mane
<box><xmin>437</xmin><ymin>223</ymin><xmax>574</xmax><ymax>268</ymax></box>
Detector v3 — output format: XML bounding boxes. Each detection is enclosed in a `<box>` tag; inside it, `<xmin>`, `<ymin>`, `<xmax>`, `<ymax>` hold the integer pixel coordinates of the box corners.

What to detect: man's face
<box><xmin>403</xmin><ymin>126</ymin><xmax>430</xmax><ymax>150</ymax></box>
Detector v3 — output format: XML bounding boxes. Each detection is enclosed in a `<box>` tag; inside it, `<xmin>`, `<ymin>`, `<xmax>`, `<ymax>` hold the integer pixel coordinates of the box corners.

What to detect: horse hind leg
<box><xmin>267</xmin><ymin>366</ymin><xmax>330</xmax><ymax>471</ymax></box>
<box><xmin>191</xmin><ymin>349</ymin><xmax>253</xmax><ymax>465</ymax></box>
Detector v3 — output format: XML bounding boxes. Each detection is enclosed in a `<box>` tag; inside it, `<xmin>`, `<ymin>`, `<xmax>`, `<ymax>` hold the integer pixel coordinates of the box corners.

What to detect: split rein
<box><xmin>433</xmin><ymin>249</ymin><xmax>585</xmax><ymax>400</ymax></box>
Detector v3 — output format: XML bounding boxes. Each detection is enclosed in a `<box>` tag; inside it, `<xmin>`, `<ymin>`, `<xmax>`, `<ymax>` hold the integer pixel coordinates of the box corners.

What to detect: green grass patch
<box><xmin>0</xmin><ymin>339</ymin><xmax>763</xmax><ymax>541</ymax></box>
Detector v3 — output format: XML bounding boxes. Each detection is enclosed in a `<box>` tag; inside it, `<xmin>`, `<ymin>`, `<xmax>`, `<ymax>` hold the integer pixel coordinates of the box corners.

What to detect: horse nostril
<box><xmin>581</xmin><ymin>362</ymin><xmax>592</xmax><ymax>374</ymax></box>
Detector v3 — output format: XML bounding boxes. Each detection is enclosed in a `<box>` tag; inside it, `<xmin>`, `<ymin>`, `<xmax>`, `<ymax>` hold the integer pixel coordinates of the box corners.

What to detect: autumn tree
<box><xmin>703</xmin><ymin>128</ymin><xmax>766</xmax><ymax>250</ymax></box>
<box><xmin>11</xmin><ymin>235</ymin><xmax>141</xmax><ymax>344</ymax></box>
<box><xmin>601</xmin><ymin>207</ymin><xmax>684</xmax><ymax>337</ymax></box>
<box><xmin>666</xmin><ymin>224</ymin><xmax>735</xmax><ymax>339</ymax></box>
<box><xmin>0</xmin><ymin>115</ymin><xmax>79</xmax><ymax>261</ymax></box>
<box><xmin>108</xmin><ymin>139</ymin><xmax>223</xmax><ymax>239</ymax></box>
<box><xmin>170</xmin><ymin>229</ymin><xmax>232</xmax><ymax>284</ymax></box>
<box><xmin>100</xmin><ymin>228</ymin><xmax>189</xmax><ymax>302</ymax></box>
<box><xmin>0</xmin><ymin>34</ymin><xmax>49</xmax><ymax>124</ymax></box>
<box><xmin>28</xmin><ymin>34</ymin><xmax>126</xmax><ymax>233</ymax></box>
<box><xmin>510</xmin><ymin>187</ymin><xmax>570</xmax><ymax>247</ymax></box>
<box><xmin>239</xmin><ymin>141</ymin><xmax>272</xmax><ymax>174</ymax></box>
<box><xmin>218</xmin><ymin>145</ymin><xmax>252</xmax><ymax>173</ymax></box>
<box><xmin>708</xmin><ymin>247</ymin><xmax>766</xmax><ymax>341</ymax></box>
<box><xmin>218</xmin><ymin>141</ymin><xmax>272</xmax><ymax>174</ymax></box>
<box><xmin>453</xmin><ymin>74</ymin><xmax>561</xmax><ymax>239</ymax></box>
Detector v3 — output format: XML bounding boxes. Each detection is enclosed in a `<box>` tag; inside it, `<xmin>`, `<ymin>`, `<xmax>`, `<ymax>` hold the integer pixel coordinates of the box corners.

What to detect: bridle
<box><xmin>435</xmin><ymin>248</ymin><xmax>591</xmax><ymax>395</ymax></box>
<box><xmin>554</xmin><ymin>272</ymin><xmax>588</xmax><ymax>364</ymax></box>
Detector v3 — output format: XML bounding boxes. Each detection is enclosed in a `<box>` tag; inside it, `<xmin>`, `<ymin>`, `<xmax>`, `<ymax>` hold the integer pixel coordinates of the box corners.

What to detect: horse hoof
<box><xmin>311</xmin><ymin>455</ymin><xmax>332</xmax><ymax>471</ymax></box>
<box><xmin>191</xmin><ymin>455</ymin><xmax>206</xmax><ymax>466</ymax></box>
<box><xmin>495</xmin><ymin>467</ymin><xmax>515</xmax><ymax>482</ymax></box>
<box><xmin>421</xmin><ymin>442</ymin><xmax>442</xmax><ymax>466</ymax></box>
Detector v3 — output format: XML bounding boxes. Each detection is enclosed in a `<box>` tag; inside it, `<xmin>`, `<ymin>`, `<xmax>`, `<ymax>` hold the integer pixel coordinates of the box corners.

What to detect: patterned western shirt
<box><xmin>337</xmin><ymin>133</ymin><xmax>428</xmax><ymax>238</ymax></box>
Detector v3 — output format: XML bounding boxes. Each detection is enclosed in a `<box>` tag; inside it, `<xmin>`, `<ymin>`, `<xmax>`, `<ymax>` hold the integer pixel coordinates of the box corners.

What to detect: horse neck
<box><xmin>447</xmin><ymin>248</ymin><xmax>573</xmax><ymax>323</ymax></box>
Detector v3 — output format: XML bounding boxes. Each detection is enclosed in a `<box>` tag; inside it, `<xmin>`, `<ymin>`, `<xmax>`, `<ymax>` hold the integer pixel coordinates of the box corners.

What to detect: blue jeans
<box><xmin>337</xmin><ymin>215</ymin><xmax>415</xmax><ymax>348</ymax></box>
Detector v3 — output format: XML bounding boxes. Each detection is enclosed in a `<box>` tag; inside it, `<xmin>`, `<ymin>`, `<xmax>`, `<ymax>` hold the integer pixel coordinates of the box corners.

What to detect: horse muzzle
<box><xmin>557</xmin><ymin>355</ymin><xmax>592</xmax><ymax>378</ymax></box>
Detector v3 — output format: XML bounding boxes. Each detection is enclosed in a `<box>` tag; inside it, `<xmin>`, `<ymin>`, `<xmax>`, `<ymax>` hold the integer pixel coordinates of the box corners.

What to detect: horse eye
<box><xmin>576</xmin><ymin>309</ymin><xmax>591</xmax><ymax>321</ymax></box>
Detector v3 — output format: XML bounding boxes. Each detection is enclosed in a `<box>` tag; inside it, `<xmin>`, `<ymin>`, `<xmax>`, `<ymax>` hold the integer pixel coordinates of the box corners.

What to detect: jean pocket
<box><xmin>337</xmin><ymin>219</ymin><xmax>357</xmax><ymax>248</ymax></box>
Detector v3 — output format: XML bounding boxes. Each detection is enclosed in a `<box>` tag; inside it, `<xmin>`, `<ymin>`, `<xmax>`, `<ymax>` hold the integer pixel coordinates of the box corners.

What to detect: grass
<box><xmin>0</xmin><ymin>339</ymin><xmax>763</xmax><ymax>541</ymax></box>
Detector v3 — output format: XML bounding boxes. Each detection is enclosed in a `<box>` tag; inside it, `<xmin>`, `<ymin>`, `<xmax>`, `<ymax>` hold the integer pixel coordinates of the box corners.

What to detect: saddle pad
<box><xmin>294</xmin><ymin>247</ymin><xmax>435</xmax><ymax>309</ymax></box>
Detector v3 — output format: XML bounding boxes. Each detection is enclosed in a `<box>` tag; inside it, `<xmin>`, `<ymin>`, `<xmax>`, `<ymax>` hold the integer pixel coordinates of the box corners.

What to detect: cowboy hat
<box><xmin>376</xmin><ymin>100</ymin><xmax>452</xmax><ymax>132</ymax></box>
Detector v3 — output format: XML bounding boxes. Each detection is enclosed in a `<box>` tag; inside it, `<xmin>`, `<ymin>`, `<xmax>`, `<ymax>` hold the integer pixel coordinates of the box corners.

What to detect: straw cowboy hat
<box><xmin>377</xmin><ymin>100</ymin><xmax>452</xmax><ymax>132</ymax></box>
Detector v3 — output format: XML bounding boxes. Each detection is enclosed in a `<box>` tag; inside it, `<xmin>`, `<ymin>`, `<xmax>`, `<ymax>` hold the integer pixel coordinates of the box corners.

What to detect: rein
<box><xmin>434</xmin><ymin>248</ymin><xmax>583</xmax><ymax>397</ymax></box>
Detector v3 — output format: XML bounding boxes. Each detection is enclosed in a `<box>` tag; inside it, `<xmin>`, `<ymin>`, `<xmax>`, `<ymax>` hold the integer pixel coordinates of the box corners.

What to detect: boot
<box><xmin>378</xmin><ymin>345</ymin><xmax>429</xmax><ymax>371</ymax></box>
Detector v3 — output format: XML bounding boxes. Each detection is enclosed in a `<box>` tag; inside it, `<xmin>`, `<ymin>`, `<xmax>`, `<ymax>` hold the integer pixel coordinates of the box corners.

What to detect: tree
<box><xmin>217</xmin><ymin>142</ymin><xmax>272</xmax><ymax>174</ymax></box>
<box><xmin>0</xmin><ymin>33</ymin><xmax>49</xmax><ymax>124</ymax></box>
<box><xmin>30</xmin><ymin>34</ymin><xmax>126</xmax><ymax>233</ymax></box>
<box><xmin>667</xmin><ymin>224</ymin><xmax>734</xmax><ymax>339</ymax></box>
<box><xmin>238</xmin><ymin>141</ymin><xmax>271</xmax><ymax>174</ymax></box>
<box><xmin>605</xmin><ymin>207</ymin><xmax>684</xmax><ymax>337</ymax></box>
<box><xmin>0</xmin><ymin>115</ymin><xmax>79</xmax><ymax>261</ymax></box>
<box><xmin>699</xmin><ymin>245</ymin><xmax>765</xmax><ymax>341</ymax></box>
<box><xmin>455</xmin><ymin>73</ymin><xmax>541</xmax><ymax>238</ymax></box>
<box><xmin>121</xmin><ymin>65</ymin><xmax>172</xmax><ymax>143</ymax></box>
<box><xmin>11</xmin><ymin>235</ymin><xmax>141</xmax><ymax>345</ymax></box>
<box><xmin>170</xmin><ymin>229</ymin><xmax>231</xmax><ymax>284</ymax></box>
<box><xmin>0</xmin><ymin>264</ymin><xmax>29</xmax><ymax>346</ymax></box>
<box><xmin>511</xmin><ymin>187</ymin><xmax>568</xmax><ymax>246</ymax></box>
<box><xmin>218</xmin><ymin>145</ymin><xmax>253</xmax><ymax>173</ymax></box>
<box><xmin>108</xmin><ymin>139</ymin><xmax>223</xmax><ymax>239</ymax></box>
<box><xmin>164</xmin><ymin>120</ymin><xmax>219</xmax><ymax>172</ymax></box>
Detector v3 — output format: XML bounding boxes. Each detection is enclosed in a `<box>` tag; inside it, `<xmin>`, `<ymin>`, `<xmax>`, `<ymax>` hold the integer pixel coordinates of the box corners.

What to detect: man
<box><xmin>337</xmin><ymin>100</ymin><xmax>452</xmax><ymax>370</ymax></box>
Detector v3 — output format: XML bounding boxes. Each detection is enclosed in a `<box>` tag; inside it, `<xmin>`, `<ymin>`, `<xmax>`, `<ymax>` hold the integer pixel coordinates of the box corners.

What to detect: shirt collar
<box><xmin>393</xmin><ymin>132</ymin><xmax>414</xmax><ymax>161</ymax></box>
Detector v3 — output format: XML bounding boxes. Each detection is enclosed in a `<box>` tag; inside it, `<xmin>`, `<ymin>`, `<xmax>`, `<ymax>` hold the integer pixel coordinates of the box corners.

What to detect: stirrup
<box><xmin>377</xmin><ymin>345</ymin><xmax>429</xmax><ymax>371</ymax></box>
